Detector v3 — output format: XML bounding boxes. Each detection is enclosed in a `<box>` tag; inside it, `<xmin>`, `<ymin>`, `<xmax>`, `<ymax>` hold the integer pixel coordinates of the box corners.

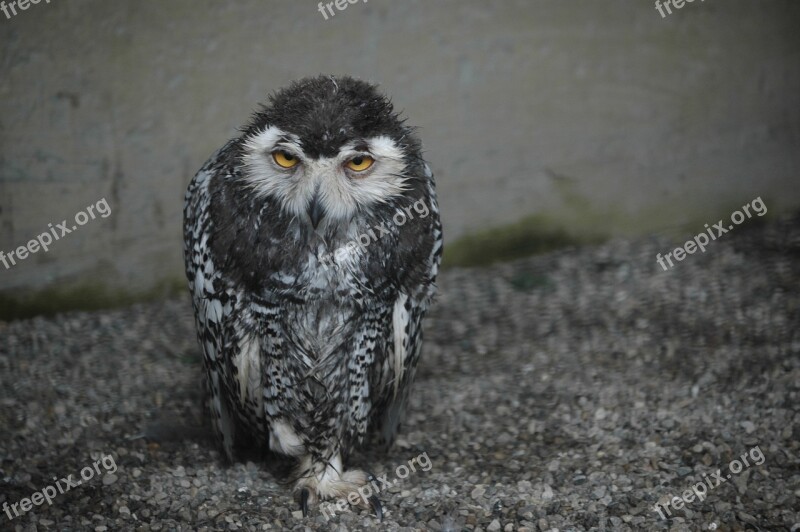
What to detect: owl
<box><xmin>182</xmin><ymin>76</ymin><xmax>442</xmax><ymax>518</ymax></box>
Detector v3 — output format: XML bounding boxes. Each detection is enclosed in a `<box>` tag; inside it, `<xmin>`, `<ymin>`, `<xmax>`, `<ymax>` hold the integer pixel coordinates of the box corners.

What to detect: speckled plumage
<box><xmin>182</xmin><ymin>76</ymin><xmax>442</xmax><ymax>507</ymax></box>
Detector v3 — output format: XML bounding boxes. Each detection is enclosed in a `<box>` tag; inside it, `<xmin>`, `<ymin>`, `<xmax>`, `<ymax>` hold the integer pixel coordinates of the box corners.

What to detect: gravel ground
<box><xmin>1</xmin><ymin>214</ymin><xmax>798</xmax><ymax>532</ymax></box>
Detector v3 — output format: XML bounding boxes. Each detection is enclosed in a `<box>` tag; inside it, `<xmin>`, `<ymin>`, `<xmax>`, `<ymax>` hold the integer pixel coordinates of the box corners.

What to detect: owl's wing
<box><xmin>183</xmin><ymin>145</ymin><xmax>253</xmax><ymax>461</ymax></box>
<box><xmin>373</xmin><ymin>165</ymin><xmax>443</xmax><ymax>448</ymax></box>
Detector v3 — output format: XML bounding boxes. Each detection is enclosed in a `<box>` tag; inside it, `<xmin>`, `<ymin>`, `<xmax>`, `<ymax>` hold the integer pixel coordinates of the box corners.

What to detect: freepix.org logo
<box><xmin>0</xmin><ymin>197</ymin><xmax>112</xmax><ymax>271</ymax></box>
<box><xmin>3</xmin><ymin>454</ymin><xmax>117</xmax><ymax>522</ymax></box>
<box><xmin>655</xmin><ymin>197</ymin><xmax>766</xmax><ymax>271</ymax></box>
<box><xmin>319</xmin><ymin>198</ymin><xmax>430</xmax><ymax>271</ymax></box>
<box><xmin>317</xmin><ymin>0</ymin><xmax>367</xmax><ymax>20</ymax></box>
<box><xmin>652</xmin><ymin>445</ymin><xmax>765</xmax><ymax>520</ymax></box>
<box><xmin>655</xmin><ymin>0</ymin><xmax>706</xmax><ymax>18</ymax></box>
<box><xmin>1</xmin><ymin>0</ymin><xmax>51</xmax><ymax>21</ymax></box>
<box><xmin>320</xmin><ymin>452</ymin><xmax>432</xmax><ymax>520</ymax></box>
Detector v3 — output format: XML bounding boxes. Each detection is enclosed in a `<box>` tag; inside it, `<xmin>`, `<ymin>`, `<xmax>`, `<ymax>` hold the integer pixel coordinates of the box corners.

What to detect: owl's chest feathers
<box><xmin>262</xmin><ymin>250</ymin><xmax>366</xmax><ymax>360</ymax></box>
<box><xmin>284</xmin><ymin>299</ymin><xmax>357</xmax><ymax>361</ymax></box>
<box><xmin>230</xmin><ymin>221</ymin><xmax>388</xmax><ymax>367</ymax></box>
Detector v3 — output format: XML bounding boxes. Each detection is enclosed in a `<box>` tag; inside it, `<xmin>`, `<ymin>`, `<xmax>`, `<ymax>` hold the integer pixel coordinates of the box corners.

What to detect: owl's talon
<box><xmin>368</xmin><ymin>495</ymin><xmax>383</xmax><ymax>521</ymax></box>
<box><xmin>364</xmin><ymin>471</ymin><xmax>383</xmax><ymax>520</ymax></box>
<box><xmin>299</xmin><ymin>487</ymin><xmax>311</xmax><ymax>517</ymax></box>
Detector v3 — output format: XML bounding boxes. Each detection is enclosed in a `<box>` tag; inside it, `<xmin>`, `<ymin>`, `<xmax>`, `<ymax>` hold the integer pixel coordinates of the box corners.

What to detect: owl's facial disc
<box><xmin>241</xmin><ymin>126</ymin><xmax>408</xmax><ymax>228</ymax></box>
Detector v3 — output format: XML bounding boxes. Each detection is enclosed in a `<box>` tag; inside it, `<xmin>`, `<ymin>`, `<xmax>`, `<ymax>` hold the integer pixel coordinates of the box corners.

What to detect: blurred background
<box><xmin>0</xmin><ymin>0</ymin><xmax>798</xmax><ymax>315</ymax></box>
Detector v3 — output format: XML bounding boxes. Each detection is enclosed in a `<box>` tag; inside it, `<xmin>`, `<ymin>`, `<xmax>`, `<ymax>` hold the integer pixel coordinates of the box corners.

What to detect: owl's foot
<box><xmin>294</xmin><ymin>458</ymin><xmax>383</xmax><ymax>521</ymax></box>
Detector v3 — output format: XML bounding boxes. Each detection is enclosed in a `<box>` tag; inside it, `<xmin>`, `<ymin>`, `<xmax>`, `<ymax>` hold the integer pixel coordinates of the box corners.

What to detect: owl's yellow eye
<box><xmin>272</xmin><ymin>151</ymin><xmax>299</xmax><ymax>169</ymax></box>
<box><xmin>345</xmin><ymin>155</ymin><xmax>374</xmax><ymax>172</ymax></box>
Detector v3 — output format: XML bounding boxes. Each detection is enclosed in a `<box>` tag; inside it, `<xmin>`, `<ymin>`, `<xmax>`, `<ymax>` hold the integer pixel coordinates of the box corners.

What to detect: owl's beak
<box><xmin>307</xmin><ymin>194</ymin><xmax>326</xmax><ymax>229</ymax></box>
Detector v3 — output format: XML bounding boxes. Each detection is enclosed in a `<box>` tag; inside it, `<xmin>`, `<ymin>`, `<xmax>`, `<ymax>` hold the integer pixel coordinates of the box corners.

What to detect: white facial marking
<box><xmin>241</xmin><ymin>127</ymin><xmax>409</xmax><ymax>225</ymax></box>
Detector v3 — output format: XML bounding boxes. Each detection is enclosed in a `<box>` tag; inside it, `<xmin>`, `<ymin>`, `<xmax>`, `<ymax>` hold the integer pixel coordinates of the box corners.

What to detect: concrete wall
<box><xmin>1</xmin><ymin>1</ymin><xmax>798</xmax><ymax>311</ymax></box>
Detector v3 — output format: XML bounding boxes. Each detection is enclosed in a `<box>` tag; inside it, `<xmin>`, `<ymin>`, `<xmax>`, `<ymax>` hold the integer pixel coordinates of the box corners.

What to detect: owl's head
<box><xmin>237</xmin><ymin>76</ymin><xmax>423</xmax><ymax>229</ymax></box>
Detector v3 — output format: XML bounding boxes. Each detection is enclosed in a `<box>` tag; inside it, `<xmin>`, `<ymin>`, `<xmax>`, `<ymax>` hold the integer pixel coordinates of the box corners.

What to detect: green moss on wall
<box><xmin>0</xmin><ymin>277</ymin><xmax>186</xmax><ymax>322</ymax></box>
<box><xmin>441</xmin><ymin>194</ymin><xmax>776</xmax><ymax>269</ymax></box>
<box><xmin>442</xmin><ymin>214</ymin><xmax>606</xmax><ymax>269</ymax></box>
